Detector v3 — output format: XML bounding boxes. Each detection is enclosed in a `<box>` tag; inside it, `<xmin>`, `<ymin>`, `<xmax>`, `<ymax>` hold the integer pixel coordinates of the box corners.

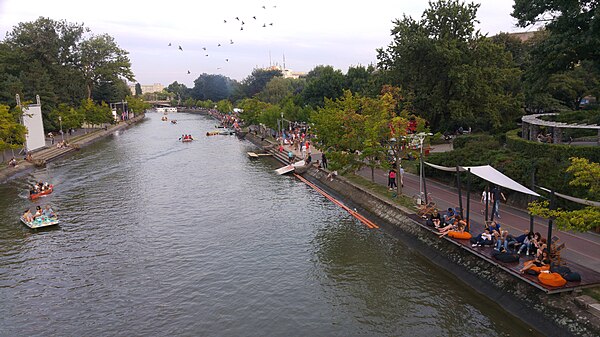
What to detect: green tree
<box><xmin>301</xmin><ymin>65</ymin><xmax>345</xmax><ymax>108</ymax></box>
<box><xmin>50</xmin><ymin>103</ymin><xmax>84</xmax><ymax>132</ymax></box>
<box><xmin>529</xmin><ymin>157</ymin><xmax>600</xmax><ymax>232</ymax></box>
<box><xmin>0</xmin><ymin>104</ymin><xmax>27</xmax><ymax>152</ymax></box>
<box><xmin>135</xmin><ymin>83</ymin><xmax>142</xmax><ymax>96</ymax></box>
<box><xmin>241</xmin><ymin>68</ymin><xmax>282</xmax><ymax>98</ymax></box>
<box><xmin>216</xmin><ymin>99</ymin><xmax>233</xmax><ymax>114</ymax></box>
<box><xmin>79</xmin><ymin>99</ymin><xmax>113</xmax><ymax>127</ymax></box>
<box><xmin>237</xmin><ymin>98</ymin><xmax>271</xmax><ymax>126</ymax></box>
<box><xmin>512</xmin><ymin>0</ymin><xmax>600</xmax><ymax>72</ymax></box>
<box><xmin>191</xmin><ymin>73</ymin><xmax>234</xmax><ymax>101</ymax></box>
<box><xmin>126</xmin><ymin>95</ymin><xmax>150</xmax><ymax>115</ymax></box>
<box><xmin>256</xmin><ymin>77</ymin><xmax>303</xmax><ymax>104</ymax></box>
<box><xmin>79</xmin><ymin>34</ymin><xmax>135</xmax><ymax>100</ymax></box>
<box><xmin>377</xmin><ymin>0</ymin><xmax>522</xmax><ymax>132</ymax></box>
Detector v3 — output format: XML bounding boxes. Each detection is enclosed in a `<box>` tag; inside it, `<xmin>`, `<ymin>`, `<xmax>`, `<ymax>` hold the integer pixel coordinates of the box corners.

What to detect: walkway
<box><xmin>355</xmin><ymin>167</ymin><xmax>600</xmax><ymax>273</ymax></box>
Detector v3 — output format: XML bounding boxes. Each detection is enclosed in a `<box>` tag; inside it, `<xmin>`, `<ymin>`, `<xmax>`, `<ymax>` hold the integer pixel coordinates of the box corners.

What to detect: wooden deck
<box><xmin>407</xmin><ymin>213</ymin><xmax>600</xmax><ymax>294</ymax></box>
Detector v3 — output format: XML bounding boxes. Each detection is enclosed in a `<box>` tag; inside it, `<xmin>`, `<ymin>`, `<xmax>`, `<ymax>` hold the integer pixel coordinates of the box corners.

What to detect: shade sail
<box><xmin>538</xmin><ymin>186</ymin><xmax>600</xmax><ymax>207</ymax></box>
<box><xmin>425</xmin><ymin>162</ymin><xmax>540</xmax><ymax>197</ymax></box>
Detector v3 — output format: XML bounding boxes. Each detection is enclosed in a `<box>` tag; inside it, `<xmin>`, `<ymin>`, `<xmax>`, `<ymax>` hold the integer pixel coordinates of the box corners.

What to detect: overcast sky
<box><xmin>0</xmin><ymin>0</ymin><xmax>527</xmax><ymax>87</ymax></box>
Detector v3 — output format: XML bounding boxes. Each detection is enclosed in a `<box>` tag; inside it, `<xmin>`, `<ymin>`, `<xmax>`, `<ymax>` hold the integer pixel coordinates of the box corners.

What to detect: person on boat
<box><xmin>42</xmin><ymin>205</ymin><xmax>57</xmax><ymax>218</ymax></box>
<box><xmin>188</xmin><ymin>134</ymin><xmax>194</xmax><ymax>140</ymax></box>
<box><xmin>23</xmin><ymin>209</ymin><xmax>34</xmax><ymax>223</ymax></box>
<box><xmin>33</xmin><ymin>206</ymin><xmax>43</xmax><ymax>219</ymax></box>
<box><xmin>43</xmin><ymin>182</ymin><xmax>50</xmax><ymax>190</ymax></box>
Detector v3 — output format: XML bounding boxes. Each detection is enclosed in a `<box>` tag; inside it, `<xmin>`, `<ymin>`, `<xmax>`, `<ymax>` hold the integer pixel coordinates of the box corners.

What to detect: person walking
<box><xmin>287</xmin><ymin>150</ymin><xmax>294</xmax><ymax>165</ymax></box>
<box><xmin>491</xmin><ymin>186</ymin><xmax>506</xmax><ymax>218</ymax></box>
<box><xmin>480</xmin><ymin>189</ymin><xmax>492</xmax><ymax>214</ymax></box>
<box><xmin>399</xmin><ymin>165</ymin><xmax>405</xmax><ymax>187</ymax></box>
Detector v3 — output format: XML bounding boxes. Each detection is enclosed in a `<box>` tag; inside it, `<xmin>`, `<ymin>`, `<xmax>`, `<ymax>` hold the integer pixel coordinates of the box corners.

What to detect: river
<box><xmin>0</xmin><ymin>113</ymin><xmax>540</xmax><ymax>336</ymax></box>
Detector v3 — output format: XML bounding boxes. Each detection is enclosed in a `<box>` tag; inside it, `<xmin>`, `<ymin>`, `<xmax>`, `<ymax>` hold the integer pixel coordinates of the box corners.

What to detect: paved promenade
<box><xmin>356</xmin><ymin>166</ymin><xmax>600</xmax><ymax>273</ymax></box>
<box><xmin>273</xmin><ymin>140</ymin><xmax>600</xmax><ymax>272</ymax></box>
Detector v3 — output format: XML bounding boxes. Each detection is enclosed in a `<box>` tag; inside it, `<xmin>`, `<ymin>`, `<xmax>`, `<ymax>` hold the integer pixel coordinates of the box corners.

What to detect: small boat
<box><xmin>181</xmin><ymin>138</ymin><xmax>193</xmax><ymax>142</ymax></box>
<box><xmin>20</xmin><ymin>216</ymin><xmax>60</xmax><ymax>229</ymax></box>
<box><xmin>161</xmin><ymin>116</ymin><xmax>168</xmax><ymax>121</ymax></box>
<box><xmin>206</xmin><ymin>131</ymin><xmax>220</xmax><ymax>136</ymax></box>
<box><xmin>29</xmin><ymin>185</ymin><xmax>54</xmax><ymax>200</ymax></box>
<box><xmin>171</xmin><ymin>120</ymin><xmax>177</xmax><ymax>124</ymax></box>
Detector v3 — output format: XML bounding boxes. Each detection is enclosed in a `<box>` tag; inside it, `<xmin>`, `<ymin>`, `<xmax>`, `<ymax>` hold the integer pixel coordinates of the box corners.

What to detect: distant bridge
<box><xmin>145</xmin><ymin>100</ymin><xmax>172</xmax><ymax>107</ymax></box>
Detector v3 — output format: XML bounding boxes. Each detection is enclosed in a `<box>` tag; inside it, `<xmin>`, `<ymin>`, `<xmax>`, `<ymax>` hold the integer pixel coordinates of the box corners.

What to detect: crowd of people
<box><xmin>30</xmin><ymin>181</ymin><xmax>51</xmax><ymax>196</ymax></box>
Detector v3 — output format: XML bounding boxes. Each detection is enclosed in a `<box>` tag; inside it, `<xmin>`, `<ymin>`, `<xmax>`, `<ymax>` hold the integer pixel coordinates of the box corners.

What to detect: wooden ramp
<box><xmin>275</xmin><ymin>160</ymin><xmax>306</xmax><ymax>175</ymax></box>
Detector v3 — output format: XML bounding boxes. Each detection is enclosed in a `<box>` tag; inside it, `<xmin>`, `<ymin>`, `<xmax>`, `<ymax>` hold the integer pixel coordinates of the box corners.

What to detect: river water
<box><xmin>0</xmin><ymin>113</ymin><xmax>540</xmax><ymax>336</ymax></box>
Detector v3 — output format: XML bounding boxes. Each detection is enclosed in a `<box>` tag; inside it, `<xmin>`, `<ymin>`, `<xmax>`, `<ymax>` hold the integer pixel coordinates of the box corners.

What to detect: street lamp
<box><xmin>413</xmin><ymin>132</ymin><xmax>432</xmax><ymax>203</ymax></box>
<box><xmin>58</xmin><ymin>116</ymin><xmax>64</xmax><ymax>141</ymax></box>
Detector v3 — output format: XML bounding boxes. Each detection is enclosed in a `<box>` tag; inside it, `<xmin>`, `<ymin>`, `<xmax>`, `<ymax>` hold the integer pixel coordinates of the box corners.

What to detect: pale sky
<box><xmin>0</xmin><ymin>0</ymin><xmax>526</xmax><ymax>87</ymax></box>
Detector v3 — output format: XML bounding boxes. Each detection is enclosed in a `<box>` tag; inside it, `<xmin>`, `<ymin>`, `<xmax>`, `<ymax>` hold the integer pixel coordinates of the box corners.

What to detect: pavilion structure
<box><xmin>521</xmin><ymin>113</ymin><xmax>600</xmax><ymax>144</ymax></box>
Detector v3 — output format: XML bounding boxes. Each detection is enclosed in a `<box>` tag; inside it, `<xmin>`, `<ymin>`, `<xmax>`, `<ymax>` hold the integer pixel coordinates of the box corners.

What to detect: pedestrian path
<box><xmin>357</xmin><ymin>166</ymin><xmax>600</xmax><ymax>272</ymax></box>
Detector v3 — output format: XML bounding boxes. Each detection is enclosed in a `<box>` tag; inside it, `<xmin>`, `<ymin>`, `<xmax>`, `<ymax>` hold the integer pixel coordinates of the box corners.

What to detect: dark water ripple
<box><xmin>0</xmin><ymin>113</ymin><xmax>540</xmax><ymax>337</ymax></box>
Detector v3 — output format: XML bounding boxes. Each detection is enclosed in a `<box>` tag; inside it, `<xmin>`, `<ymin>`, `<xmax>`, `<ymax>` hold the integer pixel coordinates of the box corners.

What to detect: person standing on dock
<box><xmin>321</xmin><ymin>153</ymin><xmax>327</xmax><ymax>168</ymax></box>
<box><xmin>288</xmin><ymin>150</ymin><xmax>294</xmax><ymax>165</ymax></box>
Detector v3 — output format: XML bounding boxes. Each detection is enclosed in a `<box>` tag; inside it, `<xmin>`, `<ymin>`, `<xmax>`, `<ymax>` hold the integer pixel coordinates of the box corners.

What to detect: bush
<box><xmin>453</xmin><ymin>134</ymin><xmax>501</xmax><ymax>150</ymax></box>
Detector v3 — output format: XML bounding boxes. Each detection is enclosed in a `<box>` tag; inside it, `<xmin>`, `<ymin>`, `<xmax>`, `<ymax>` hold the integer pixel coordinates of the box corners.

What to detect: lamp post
<box><xmin>413</xmin><ymin>132</ymin><xmax>432</xmax><ymax>203</ymax></box>
<box><xmin>58</xmin><ymin>116</ymin><xmax>64</xmax><ymax>141</ymax></box>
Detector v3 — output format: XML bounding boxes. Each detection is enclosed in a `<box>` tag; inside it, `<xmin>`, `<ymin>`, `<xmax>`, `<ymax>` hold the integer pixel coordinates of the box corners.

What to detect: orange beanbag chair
<box><xmin>538</xmin><ymin>272</ymin><xmax>567</xmax><ymax>287</ymax></box>
<box><xmin>530</xmin><ymin>265</ymin><xmax>550</xmax><ymax>274</ymax></box>
<box><xmin>448</xmin><ymin>231</ymin><xmax>472</xmax><ymax>240</ymax></box>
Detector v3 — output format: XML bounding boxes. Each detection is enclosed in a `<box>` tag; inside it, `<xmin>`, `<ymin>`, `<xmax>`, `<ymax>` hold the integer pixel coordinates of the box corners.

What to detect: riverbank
<box><xmin>242</xmin><ymin>131</ymin><xmax>600</xmax><ymax>337</ymax></box>
<box><xmin>0</xmin><ymin>114</ymin><xmax>145</xmax><ymax>183</ymax></box>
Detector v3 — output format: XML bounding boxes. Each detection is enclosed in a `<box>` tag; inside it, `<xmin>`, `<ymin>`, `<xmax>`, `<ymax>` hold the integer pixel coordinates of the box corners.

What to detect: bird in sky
<box><xmin>205</xmin><ymin>54</ymin><xmax>209</xmax><ymax>57</ymax></box>
<box><xmin>253</xmin><ymin>16</ymin><xmax>256</xmax><ymax>20</ymax></box>
<box><xmin>224</xmin><ymin>19</ymin><xmax>227</xmax><ymax>23</ymax></box>
<box><xmin>240</xmin><ymin>27</ymin><xmax>244</xmax><ymax>31</ymax></box>
<box><xmin>230</xmin><ymin>39</ymin><xmax>234</xmax><ymax>44</ymax></box>
<box><xmin>168</xmin><ymin>42</ymin><xmax>171</xmax><ymax>46</ymax></box>
<box><xmin>262</xmin><ymin>5</ymin><xmax>265</xmax><ymax>9</ymax></box>
<box><xmin>178</xmin><ymin>45</ymin><xmax>183</xmax><ymax>51</ymax></box>
<box><xmin>235</xmin><ymin>17</ymin><xmax>239</xmax><ymax>21</ymax></box>
<box><xmin>202</xmin><ymin>47</ymin><xmax>206</xmax><ymax>50</ymax></box>
<box><xmin>242</xmin><ymin>21</ymin><xmax>245</xmax><ymax>25</ymax></box>
<box><xmin>218</xmin><ymin>44</ymin><xmax>221</xmax><ymax>47</ymax></box>
<box><xmin>187</xmin><ymin>70</ymin><xmax>191</xmax><ymax>74</ymax></box>
<box><xmin>262</xmin><ymin>23</ymin><xmax>266</xmax><ymax>27</ymax></box>
<box><xmin>217</xmin><ymin>67</ymin><xmax>222</xmax><ymax>70</ymax></box>
<box><xmin>225</xmin><ymin>59</ymin><xmax>229</xmax><ymax>62</ymax></box>
<box><xmin>269</xmin><ymin>23</ymin><xmax>273</xmax><ymax>26</ymax></box>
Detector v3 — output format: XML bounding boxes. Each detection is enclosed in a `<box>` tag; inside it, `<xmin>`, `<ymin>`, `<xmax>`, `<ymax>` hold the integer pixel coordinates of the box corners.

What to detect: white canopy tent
<box><xmin>424</xmin><ymin>162</ymin><xmax>540</xmax><ymax>197</ymax></box>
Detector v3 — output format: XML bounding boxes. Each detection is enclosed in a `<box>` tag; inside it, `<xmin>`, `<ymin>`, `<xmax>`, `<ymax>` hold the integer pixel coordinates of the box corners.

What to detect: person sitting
<box><xmin>42</xmin><ymin>204</ymin><xmax>57</xmax><ymax>218</ymax></box>
<box><xmin>426</xmin><ymin>209</ymin><xmax>442</xmax><ymax>228</ymax></box>
<box><xmin>438</xmin><ymin>216</ymin><xmax>466</xmax><ymax>238</ymax></box>
<box><xmin>471</xmin><ymin>228</ymin><xmax>494</xmax><ymax>247</ymax></box>
<box><xmin>517</xmin><ymin>231</ymin><xmax>534</xmax><ymax>255</ymax></box>
<box><xmin>33</xmin><ymin>206</ymin><xmax>43</xmax><ymax>219</ymax></box>
<box><xmin>23</xmin><ymin>209</ymin><xmax>34</xmax><ymax>223</ymax></box>
<box><xmin>306</xmin><ymin>153</ymin><xmax>312</xmax><ymax>165</ymax></box>
<box><xmin>495</xmin><ymin>230</ymin><xmax>512</xmax><ymax>252</ymax></box>
<box><xmin>520</xmin><ymin>250</ymin><xmax>551</xmax><ymax>274</ymax></box>
<box><xmin>8</xmin><ymin>157</ymin><xmax>18</xmax><ymax>167</ymax></box>
<box><xmin>443</xmin><ymin>208</ymin><xmax>457</xmax><ymax>225</ymax></box>
<box><xmin>486</xmin><ymin>220</ymin><xmax>502</xmax><ymax>239</ymax></box>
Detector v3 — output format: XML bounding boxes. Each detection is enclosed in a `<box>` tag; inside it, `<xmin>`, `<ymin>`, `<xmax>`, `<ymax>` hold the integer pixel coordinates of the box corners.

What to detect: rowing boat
<box><xmin>20</xmin><ymin>216</ymin><xmax>60</xmax><ymax>229</ymax></box>
<box><xmin>30</xmin><ymin>185</ymin><xmax>54</xmax><ymax>200</ymax></box>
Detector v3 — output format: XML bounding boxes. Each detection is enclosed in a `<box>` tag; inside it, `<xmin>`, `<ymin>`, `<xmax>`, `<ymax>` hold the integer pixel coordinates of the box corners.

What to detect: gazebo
<box><xmin>521</xmin><ymin>113</ymin><xmax>600</xmax><ymax>144</ymax></box>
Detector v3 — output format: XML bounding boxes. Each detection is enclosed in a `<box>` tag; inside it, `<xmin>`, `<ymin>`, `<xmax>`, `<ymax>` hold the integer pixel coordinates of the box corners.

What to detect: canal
<box><xmin>0</xmin><ymin>113</ymin><xmax>540</xmax><ymax>336</ymax></box>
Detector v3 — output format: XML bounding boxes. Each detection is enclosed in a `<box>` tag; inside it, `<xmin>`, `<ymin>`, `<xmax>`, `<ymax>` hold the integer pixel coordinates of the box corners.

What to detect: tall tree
<box><xmin>377</xmin><ymin>0</ymin><xmax>522</xmax><ymax>131</ymax></box>
<box><xmin>79</xmin><ymin>34</ymin><xmax>135</xmax><ymax>100</ymax></box>
<box><xmin>512</xmin><ymin>0</ymin><xmax>600</xmax><ymax>72</ymax></box>
<box><xmin>135</xmin><ymin>83</ymin><xmax>142</xmax><ymax>96</ymax></box>
<box><xmin>301</xmin><ymin>65</ymin><xmax>345</xmax><ymax>108</ymax></box>
<box><xmin>0</xmin><ymin>104</ymin><xmax>27</xmax><ymax>152</ymax></box>
<box><xmin>191</xmin><ymin>73</ymin><xmax>234</xmax><ymax>101</ymax></box>
<box><xmin>241</xmin><ymin>68</ymin><xmax>282</xmax><ymax>98</ymax></box>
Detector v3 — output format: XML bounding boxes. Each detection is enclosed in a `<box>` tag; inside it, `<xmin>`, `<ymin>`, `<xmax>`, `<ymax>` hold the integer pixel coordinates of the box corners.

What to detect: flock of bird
<box><xmin>167</xmin><ymin>4</ymin><xmax>279</xmax><ymax>75</ymax></box>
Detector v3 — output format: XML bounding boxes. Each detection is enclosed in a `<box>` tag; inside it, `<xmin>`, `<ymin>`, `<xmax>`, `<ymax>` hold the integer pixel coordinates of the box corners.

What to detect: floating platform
<box><xmin>275</xmin><ymin>160</ymin><xmax>306</xmax><ymax>175</ymax></box>
<box><xmin>247</xmin><ymin>152</ymin><xmax>272</xmax><ymax>159</ymax></box>
<box><xmin>20</xmin><ymin>216</ymin><xmax>60</xmax><ymax>229</ymax></box>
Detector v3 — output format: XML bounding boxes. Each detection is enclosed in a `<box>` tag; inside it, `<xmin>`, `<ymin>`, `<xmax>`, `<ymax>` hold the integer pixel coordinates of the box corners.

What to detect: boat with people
<box><xmin>180</xmin><ymin>134</ymin><xmax>194</xmax><ymax>142</ymax></box>
<box><xmin>161</xmin><ymin>116</ymin><xmax>168</xmax><ymax>121</ymax></box>
<box><xmin>20</xmin><ymin>206</ymin><xmax>59</xmax><ymax>229</ymax></box>
<box><xmin>29</xmin><ymin>182</ymin><xmax>53</xmax><ymax>200</ymax></box>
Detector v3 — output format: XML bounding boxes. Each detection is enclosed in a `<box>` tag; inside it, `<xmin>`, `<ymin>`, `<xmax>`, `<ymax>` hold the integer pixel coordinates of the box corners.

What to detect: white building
<box><xmin>128</xmin><ymin>83</ymin><xmax>164</xmax><ymax>95</ymax></box>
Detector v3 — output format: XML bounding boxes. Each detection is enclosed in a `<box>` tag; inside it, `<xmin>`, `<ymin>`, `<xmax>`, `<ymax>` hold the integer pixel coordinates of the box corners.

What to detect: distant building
<box><xmin>264</xmin><ymin>65</ymin><xmax>306</xmax><ymax>79</ymax></box>
<box><xmin>128</xmin><ymin>83</ymin><xmax>164</xmax><ymax>95</ymax></box>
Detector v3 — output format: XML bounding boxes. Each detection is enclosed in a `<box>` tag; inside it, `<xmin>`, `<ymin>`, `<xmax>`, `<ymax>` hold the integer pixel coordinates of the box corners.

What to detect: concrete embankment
<box><xmin>242</xmin><ymin>131</ymin><xmax>600</xmax><ymax>337</ymax></box>
<box><xmin>0</xmin><ymin>114</ymin><xmax>145</xmax><ymax>183</ymax></box>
